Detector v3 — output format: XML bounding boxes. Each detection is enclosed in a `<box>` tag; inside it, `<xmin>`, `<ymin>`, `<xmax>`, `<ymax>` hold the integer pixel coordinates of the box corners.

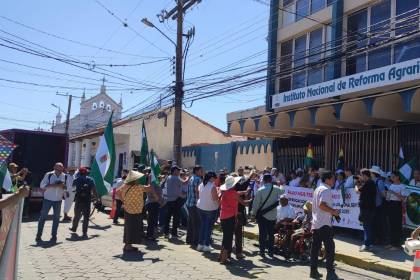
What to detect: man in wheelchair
<box><xmin>290</xmin><ymin>201</ymin><xmax>313</xmax><ymax>257</ymax></box>
<box><xmin>275</xmin><ymin>195</ymin><xmax>296</xmax><ymax>229</ymax></box>
<box><xmin>274</xmin><ymin>195</ymin><xmax>296</xmax><ymax>258</ymax></box>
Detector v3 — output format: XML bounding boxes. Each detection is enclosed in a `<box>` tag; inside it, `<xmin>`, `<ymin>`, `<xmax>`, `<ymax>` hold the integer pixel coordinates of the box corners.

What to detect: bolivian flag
<box><xmin>304</xmin><ymin>144</ymin><xmax>315</xmax><ymax>168</ymax></box>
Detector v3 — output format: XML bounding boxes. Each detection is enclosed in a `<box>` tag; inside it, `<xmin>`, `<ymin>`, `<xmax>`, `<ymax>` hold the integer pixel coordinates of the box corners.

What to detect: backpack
<box><xmin>74</xmin><ymin>176</ymin><xmax>92</xmax><ymax>202</ymax></box>
<box><xmin>47</xmin><ymin>172</ymin><xmax>68</xmax><ymax>186</ymax></box>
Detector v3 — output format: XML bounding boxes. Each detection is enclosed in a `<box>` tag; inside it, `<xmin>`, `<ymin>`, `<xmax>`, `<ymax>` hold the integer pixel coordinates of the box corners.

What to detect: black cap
<box><xmin>171</xmin><ymin>165</ymin><xmax>181</xmax><ymax>173</ymax></box>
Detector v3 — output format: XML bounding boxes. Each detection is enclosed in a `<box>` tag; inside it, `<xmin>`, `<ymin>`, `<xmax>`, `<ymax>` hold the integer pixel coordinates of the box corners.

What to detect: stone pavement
<box><xmin>19</xmin><ymin>211</ymin><xmax>402</xmax><ymax>280</ymax></box>
<box><xmin>241</xmin><ymin>223</ymin><xmax>412</xmax><ymax>279</ymax></box>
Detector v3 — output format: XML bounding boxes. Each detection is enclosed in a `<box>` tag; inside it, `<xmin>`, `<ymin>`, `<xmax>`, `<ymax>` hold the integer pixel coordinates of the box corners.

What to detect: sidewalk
<box><xmin>239</xmin><ymin>223</ymin><xmax>412</xmax><ymax>279</ymax></box>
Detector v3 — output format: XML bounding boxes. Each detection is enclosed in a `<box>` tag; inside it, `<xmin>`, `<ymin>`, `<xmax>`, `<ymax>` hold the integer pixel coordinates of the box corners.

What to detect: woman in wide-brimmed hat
<box><xmin>218</xmin><ymin>175</ymin><xmax>251</xmax><ymax>264</ymax></box>
<box><xmin>116</xmin><ymin>170</ymin><xmax>155</xmax><ymax>252</ymax></box>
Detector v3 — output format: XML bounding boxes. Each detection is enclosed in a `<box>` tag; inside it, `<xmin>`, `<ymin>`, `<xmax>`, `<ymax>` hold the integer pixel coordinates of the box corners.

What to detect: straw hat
<box><xmin>124</xmin><ymin>170</ymin><xmax>145</xmax><ymax>184</ymax></box>
<box><xmin>369</xmin><ymin>165</ymin><xmax>383</xmax><ymax>176</ymax></box>
<box><xmin>220</xmin><ymin>175</ymin><xmax>241</xmax><ymax>191</ymax></box>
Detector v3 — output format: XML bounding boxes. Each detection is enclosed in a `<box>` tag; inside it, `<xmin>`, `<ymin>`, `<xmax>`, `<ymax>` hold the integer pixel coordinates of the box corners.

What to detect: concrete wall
<box><xmin>182</xmin><ymin>150</ymin><xmax>197</xmax><ymax>169</ymax></box>
<box><xmin>115</xmin><ymin>109</ymin><xmax>233</xmax><ymax>162</ymax></box>
<box><xmin>235</xmin><ymin>140</ymin><xmax>273</xmax><ymax>171</ymax></box>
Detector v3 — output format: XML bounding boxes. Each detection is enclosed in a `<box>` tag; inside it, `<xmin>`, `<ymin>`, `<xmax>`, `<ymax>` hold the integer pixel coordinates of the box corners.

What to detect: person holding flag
<box><xmin>145</xmin><ymin>150</ymin><xmax>163</xmax><ymax>241</ymax></box>
<box><xmin>90</xmin><ymin>114</ymin><xmax>116</xmax><ymax>199</ymax></box>
<box><xmin>116</xmin><ymin>170</ymin><xmax>155</xmax><ymax>252</ymax></box>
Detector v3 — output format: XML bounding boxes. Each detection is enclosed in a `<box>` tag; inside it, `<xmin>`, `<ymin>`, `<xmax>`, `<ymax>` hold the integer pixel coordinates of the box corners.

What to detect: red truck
<box><xmin>0</xmin><ymin>129</ymin><xmax>67</xmax><ymax>202</ymax></box>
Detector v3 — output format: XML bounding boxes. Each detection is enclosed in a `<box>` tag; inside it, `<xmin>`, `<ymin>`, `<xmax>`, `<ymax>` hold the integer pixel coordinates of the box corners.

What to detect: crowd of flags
<box><xmin>91</xmin><ymin>116</ymin><xmax>161</xmax><ymax>197</ymax></box>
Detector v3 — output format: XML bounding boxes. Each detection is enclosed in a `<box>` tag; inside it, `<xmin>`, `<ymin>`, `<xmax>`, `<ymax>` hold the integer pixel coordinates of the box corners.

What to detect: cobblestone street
<box><xmin>18</xmin><ymin>210</ymin><xmax>401</xmax><ymax>280</ymax></box>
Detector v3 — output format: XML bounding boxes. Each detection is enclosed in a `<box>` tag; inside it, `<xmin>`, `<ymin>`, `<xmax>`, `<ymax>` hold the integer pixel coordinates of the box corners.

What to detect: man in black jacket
<box><xmin>356</xmin><ymin>169</ymin><xmax>377</xmax><ymax>251</ymax></box>
<box><xmin>70</xmin><ymin>167</ymin><xmax>96</xmax><ymax>238</ymax></box>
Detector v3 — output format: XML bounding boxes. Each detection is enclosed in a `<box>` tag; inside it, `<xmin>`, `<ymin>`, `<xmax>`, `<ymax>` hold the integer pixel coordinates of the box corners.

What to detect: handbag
<box><xmin>256</xmin><ymin>186</ymin><xmax>274</xmax><ymax>221</ymax></box>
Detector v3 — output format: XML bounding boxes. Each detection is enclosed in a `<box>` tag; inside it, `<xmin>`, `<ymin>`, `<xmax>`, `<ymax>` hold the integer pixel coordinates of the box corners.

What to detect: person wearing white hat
<box><xmin>218</xmin><ymin>175</ymin><xmax>251</xmax><ymax>264</ymax></box>
<box><xmin>116</xmin><ymin>170</ymin><xmax>154</xmax><ymax>252</ymax></box>
<box><xmin>368</xmin><ymin>165</ymin><xmax>388</xmax><ymax>245</ymax></box>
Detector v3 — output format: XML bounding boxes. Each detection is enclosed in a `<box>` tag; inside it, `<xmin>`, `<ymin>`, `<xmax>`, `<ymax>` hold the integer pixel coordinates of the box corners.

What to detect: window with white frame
<box><xmin>92</xmin><ymin>102</ymin><xmax>97</xmax><ymax>110</ymax></box>
<box><xmin>106</xmin><ymin>104</ymin><xmax>111</xmax><ymax>112</ymax></box>
<box><xmin>281</xmin><ymin>0</ymin><xmax>332</xmax><ymax>26</ymax></box>
<box><xmin>278</xmin><ymin>25</ymin><xmax>332</xmax><ymax>92</ymax></box>
<box><xmin>346</xmin><ymin>0</ymin><xmax>420</xmax><ymax>75</ymax></box>
<box><xmin>99</xmin><ymin>100</ymin><xmax>105</xmax><ymax>108</ymax></box>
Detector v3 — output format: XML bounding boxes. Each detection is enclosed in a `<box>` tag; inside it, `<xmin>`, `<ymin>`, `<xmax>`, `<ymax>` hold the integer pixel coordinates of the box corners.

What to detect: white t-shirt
<box><xmin>197</xmin><ymin>182</ymin><xmax>219</xmax><ymax>211</ymax></box>
<box><xmin>387</xmin><ymin>183</ymin><xmax>407</xmax><ymax>201</ymax></box>
<box><xmin>312</xmin><ymin>183</ymin><xmax>333</xmax><ymax>229</ymax></box>
<box><xmin>276</xmin><ymin>204</ymin><xmax>296</xmax><ymax>222</ymax></box>
<box><xmin>344</xmin><ymin>175</ymin><xmax>355</xmax><ymax>189</ymax></box>
<box><xmin>40</xmin><ymin>171</ymin><xmax>72</xmax><ymax>201</ymax></box>
<box><xmin>289</xmin><ymin>177</ymin><xmax>301</xmax><ymax>188</ymax></box>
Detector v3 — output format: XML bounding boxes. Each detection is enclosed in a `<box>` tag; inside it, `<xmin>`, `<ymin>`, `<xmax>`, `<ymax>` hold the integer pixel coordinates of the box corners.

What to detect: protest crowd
<box><xmin>5</xmin><ymin>155</ymin><xmax>417</xmax><ymax>280</ymax></box>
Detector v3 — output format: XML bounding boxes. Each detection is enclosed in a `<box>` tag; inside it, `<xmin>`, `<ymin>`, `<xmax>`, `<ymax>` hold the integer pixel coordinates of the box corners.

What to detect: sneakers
<box><xmin>197</xmin><ymin>244</ymin><xmax>204</xmax><ymax>251</ymax></box>
<box><xmin>82</xmin><ymin>233</ymin><xmax>88</xmax><ymax>239</ymax></box>
<box><xmin>35</xmin><ymin>236</ymin><xmax>42</xmax><ymax>243</ymax></box>
<box><xmin>359</xmin><ymin>245</ymin><xmax>371</xmax><ymax>252</ymax></box>
<box><xmin>202</xmin><ymin>246</ymin><xmax>213</xmax><ymax>252</ymax></box>
<box><xmin>50</xmin><ymin>236</ymin><xmax>57</xmax><ymax>243</ymax></box>
<box><xmin>310</xmin><ymin>270</ymin><xmax>323</xmax><ymax>279</ymax></box>
<box><xmin>69</xmin><ymin>227</ymin><xmax>76</xmax><ymax>233</ymax></box>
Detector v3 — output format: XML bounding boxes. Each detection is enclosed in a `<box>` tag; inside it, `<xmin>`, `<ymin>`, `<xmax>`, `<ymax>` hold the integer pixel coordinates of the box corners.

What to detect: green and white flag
<box><xmin>0</xmin><ymin>164</ymin><xmax>12</xmax><ymax>192</ymax></box>
<box><xmin>140</xmin><ymin>121</ymin><xmax>149</xmax><ymax>166</ymax></box>
<box><xmin>150</xmin><ymin>150</ymin><xmax>161</xmax><ymax>186</ymax></box>
<box><xmin>398</xmin><ymin>147</ymin><xmax>415</xmax><ymax>185</ymax></box>
<box><xmin>91</xmin><ymin>114</ymin><xmax>116</xmax><ymax>197</ymax></box>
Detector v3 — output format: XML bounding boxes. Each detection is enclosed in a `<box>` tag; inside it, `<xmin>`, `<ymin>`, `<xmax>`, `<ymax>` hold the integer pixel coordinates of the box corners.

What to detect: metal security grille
<box><xmin>274</xmin><ymin>135</ymin><xmax>325</xmax><ymax>174</ymax></box>
<box><xmin>398</xmin><ymin>124</ymin><xmax>420</xmax><ymax>169</ymax></box>
<box><xmin>329</xmin><ymin>128</ymin><xmax>397</xmax><ymax>172</ymax></box>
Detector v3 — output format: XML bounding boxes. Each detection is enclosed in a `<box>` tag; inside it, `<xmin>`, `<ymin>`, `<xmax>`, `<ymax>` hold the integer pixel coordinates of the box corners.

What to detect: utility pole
<box><xmin>157</xmin><ymin>0</ymin><xmax>200</xmax><ymax>167</ymax></box>
<box><xmin>174</xmin><ymin>0</ymin><xmax>184</xmax><ymax>167</ymax></box>
<box><xmin>57</xmin><ymin>93</ymin><xmax>82</xmax><ymax>167</ymax></box>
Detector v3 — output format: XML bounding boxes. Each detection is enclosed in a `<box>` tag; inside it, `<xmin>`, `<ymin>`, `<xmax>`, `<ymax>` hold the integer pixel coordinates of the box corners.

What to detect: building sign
<box><xmin>272</xmin><ymin>58</ymin><xmax>420</xmax><ymax>109</ymax></box>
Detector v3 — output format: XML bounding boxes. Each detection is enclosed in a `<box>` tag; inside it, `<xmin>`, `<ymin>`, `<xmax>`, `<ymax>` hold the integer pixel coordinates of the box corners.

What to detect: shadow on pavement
<box><xmin>65</xmin><ymin>233</ymin><xmax>100</xmax><ymax>241</ymax></box>
<box><xmin>30</xmin><ymin>241</ymin><xmax>63</xmax><ymax>249</ymax></box>
<box><xmin>113</xmin><ymin>252</ymin><xmax>162</xmax><ymax>263</ymax></box>
<box><xmin>88</xmin><ymin>222</ymin><xmax>111</xmax><ymax>231</ymax></box>
<box><xmin>198</xmin><ymin>249</ymin><xmax>267</xmax><ymax>279</ymax></box>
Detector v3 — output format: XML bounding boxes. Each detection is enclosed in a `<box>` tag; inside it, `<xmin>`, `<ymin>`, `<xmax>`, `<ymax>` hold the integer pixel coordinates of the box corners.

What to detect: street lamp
<box><xmin>51</xmin><ymin>103</ymin><xmax>64</xmax><ymax>114</ymax></box>
<box><xmin>141</xmin><ymin>18</ymin><xmax>177</xmax><ymax>46</ymax></box>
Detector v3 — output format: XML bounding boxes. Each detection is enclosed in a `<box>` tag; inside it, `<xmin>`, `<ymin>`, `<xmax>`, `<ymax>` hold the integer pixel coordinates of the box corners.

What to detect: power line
<box><xmin>93</xmin><ymin>0</ymin><xmax>171</xmax><ymax>56</ymax></box>
<box><xmin>0</xmin><ymin>14</ymin><xmax>167</xmax><ymax>59</ymax></box>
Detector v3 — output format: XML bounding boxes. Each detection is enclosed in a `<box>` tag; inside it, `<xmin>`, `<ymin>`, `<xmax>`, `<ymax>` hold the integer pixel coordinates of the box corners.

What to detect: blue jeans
<box><xmin>37</xmin><ymin>199</ymin><xmax>62</xmax><ymax>238</ymax></box>
<box><xmin>361</xmin><ymin>209</ymin><xmax>375</xmax><ymax>246</ymax></box>
<box><xmin>198</xmin><ymin>209</ymin><xmax>218</xmax><ymax>246</ymax></box>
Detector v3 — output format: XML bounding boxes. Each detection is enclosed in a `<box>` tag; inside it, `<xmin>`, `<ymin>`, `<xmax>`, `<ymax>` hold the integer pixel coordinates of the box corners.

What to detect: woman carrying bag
<box><xmin>116</xmin><ymin>170</ymin><xmax>155</xmax><ymax>252</ymax></box>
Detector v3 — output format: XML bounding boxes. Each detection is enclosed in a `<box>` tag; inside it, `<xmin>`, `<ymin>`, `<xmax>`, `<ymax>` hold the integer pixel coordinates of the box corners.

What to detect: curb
<box><xmin>214</xmin><ymin>225</ymin><xmax>410</xmax><ymax>279</ymax></box>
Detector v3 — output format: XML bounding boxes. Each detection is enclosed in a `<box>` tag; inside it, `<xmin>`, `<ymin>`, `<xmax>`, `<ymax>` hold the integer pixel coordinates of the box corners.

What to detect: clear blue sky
<box><xmin>0</xmin><ymin>0</ymin><xmax>268</xmax><ymax>131</ymax></box>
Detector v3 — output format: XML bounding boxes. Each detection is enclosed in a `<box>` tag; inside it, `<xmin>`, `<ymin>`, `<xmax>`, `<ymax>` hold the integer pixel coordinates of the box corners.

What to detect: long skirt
<box><xmin>124</xmin><ymin>211</ymin><xmax>143</xmax><ymax>245</ymax></box>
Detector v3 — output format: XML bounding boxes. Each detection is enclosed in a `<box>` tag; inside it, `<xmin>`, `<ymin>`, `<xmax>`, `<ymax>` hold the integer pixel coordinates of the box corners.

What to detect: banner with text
<box><xmin>284</xmin><ymin>186</ymin><xmax>362</xmax><ymax>230</ymax></box>
<box><xmin>272</xmin><ymin>58</ymin><xmax>420</xmax><ymax>109</ymax></box>
<box><xmin>403</xmin><ymin>186</ymin><xmax>420</xmax><ymax>229</ymax></box>
<box><xmin>0</xmin><ymin>198</ymin><xmax>24</xmax><ymax>280</ymax></box>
